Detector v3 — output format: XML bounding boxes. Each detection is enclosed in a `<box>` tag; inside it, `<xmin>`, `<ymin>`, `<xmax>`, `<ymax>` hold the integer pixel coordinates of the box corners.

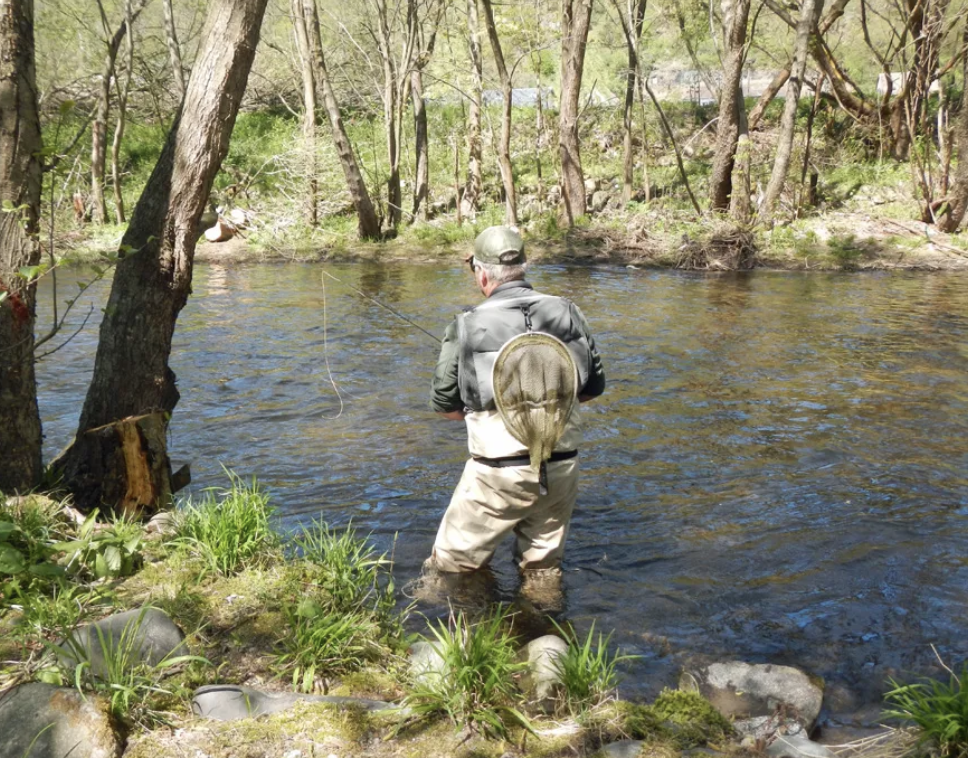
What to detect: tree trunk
<box><xmin>938</xmin><ymin>17</ymin><xmax>968</xmax><ymax>232</ymax></box>
<box><xmin>559</xmin><ymin>0</ymin><xmax>594</xmax><ymax>225</ymax></box>
<box><xmin>481</xmin><ymin>0</ymin><xmax>517</xmax><ymax>226</ymax></box>
<box><xmin>709</xmin><ymin>0</ymin><xmax>751</xmax><ymax>212</ymax></box>
<box><xmin>0</xmin><ymin>0</ymin><xmax>44</xmax><ymax>493</ymax></box>
<box><xmin>411</xmin><ymin>68</ymin><xmax>429</xmax><ymax>221</ymax></box>
<box><xmin>748</xmin><ymin>67</ymin><xmax>790</xmax><ymax>131</ymax></box>
<box><xmin>305</xmin><ymin>0</ymin><xmax>381</xmax><ymax>239</ymax></box>
<box><xmin>292</xmin><ymin>0</ymin><xmax>318</xmax><ymax>226</ymax></box>
<box><xmin>54</xmin><ymin>0</ymin><xmax>269</xmax><ymax>515</ymax></box>
<box><xmin>162</xmin><ymin>0</ymin><xmax>186</xmax><ymax>102</ymax></box>
<box><xmin>372</xmin><ymin>0</ymin><xmax>402</xmax><ymax>231</ymax></box>
<box><xmin>759</xmin><ymin>0</ymin><xmax>825</xmax><ymax>222</ymax></box>
<box><xmin>462</xmin><ymin>0</ymin><xmax>484</xmax><ymax>217</ymax></box>
<box><xmin>111</xmin><ymin>0</ymin><xmax>135</xmax><ymax>225</ymax></box>
<box><xmin>621</xmin><ymin>0</ymin><xmax>647</xmax><ymax>205</ymax></box>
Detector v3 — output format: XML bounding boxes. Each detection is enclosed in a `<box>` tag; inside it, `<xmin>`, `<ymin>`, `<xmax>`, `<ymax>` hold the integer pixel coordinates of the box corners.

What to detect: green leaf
<box><xmin>18</xmin><ymin>265</ymin><xmax>43</xmax><ymax>281</ymax></box>
<box><xmin>104</xmin><ymin>545</ymin><xmax>122</xmax><ymax>574</ymax></box>
<box><xmin>0</xmin><ymin>521</ymin><xmax>15</xmax><ymax>541</ymax></box>
<box><xmin>29</xmin><ymin>562</ymin><xmax>66</xmax><ymax>577</ymax></box>
<box><xmin>0</xmin><ymin>544</ymin><xmax>27</xmax><ymax>575</ymax></box>
<box><xmin>123</xmin><ymin>535</ymin><xmax>142</xmax><ymax>554</ymax></box>
<box><xmin>58</xmin><ymin>99</ymin><xmax>76</xmax><ymax>115</ymax></box>
<box><xmin>94</xmin><ymin>551</ymin><xmax>108</xmax><ymax>579</ymax></box>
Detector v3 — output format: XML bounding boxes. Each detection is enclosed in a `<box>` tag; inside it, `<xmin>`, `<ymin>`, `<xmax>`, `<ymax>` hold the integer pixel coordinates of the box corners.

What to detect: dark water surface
<box><xmin>36</xmin><ymin>262</ymin><xmax>968</xmax><ymax>720</ymax></box>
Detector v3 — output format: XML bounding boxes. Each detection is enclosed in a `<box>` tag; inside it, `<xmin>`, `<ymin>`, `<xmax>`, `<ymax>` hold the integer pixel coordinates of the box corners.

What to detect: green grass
<box><xmin>401</xmin><ymin>608</ymin><xmax>531</xmax><ymax>740</ymax></box>
<box><xmin>551</xmin><ymin>620</ymin><xmax>638</xmax><ymax>716</ymax></box>
<box><xmin>885</xmin><ymin>659</ymin><xmax>968</xmax><ymax>758</ymax></box>
<box><xmin>175</xmin><ymin>470</ymin><xmax>280</xmax><ymax>577</ymax></box>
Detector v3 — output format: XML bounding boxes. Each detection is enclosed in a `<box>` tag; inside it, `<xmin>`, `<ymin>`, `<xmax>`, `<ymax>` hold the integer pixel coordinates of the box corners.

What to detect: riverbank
<box><xmin>54</xmin><ymin>206</ymin><xmax>968</xmax><ymax>272</ymax></box>
<box><xmin>0</xmin><ymin>485</ymin><xmax>929</xmax><ymax>758</ymax></box>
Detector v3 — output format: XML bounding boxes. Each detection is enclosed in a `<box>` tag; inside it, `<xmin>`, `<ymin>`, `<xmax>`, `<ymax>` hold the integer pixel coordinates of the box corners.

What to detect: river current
<box><xmin>35</xmin><ymin>262</ymin><xmax>968</xmax><ymax>722</ymax></box>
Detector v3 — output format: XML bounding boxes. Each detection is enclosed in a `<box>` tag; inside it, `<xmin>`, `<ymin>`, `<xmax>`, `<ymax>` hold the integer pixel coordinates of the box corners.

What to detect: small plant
<box><xmin>0</xmin><ymin>499</ymin><xmax>68</xmax><ymax>604</ymax></box>
<box><xmin>401</xmin><ymin>608</ymin><xmax>531</xmax><ymax>740</ymax></box>
<box><xmin>56</xmin><ymin>607</ymin><xmax>207</xmax><ymax>729</ymax></box>
<box><xmin>275</xmin><ymin>598</ymin><xmax>380</xmax><ymax>692</ymax></box>
<box><xmin>176</xmin><ymin>470</ymin><xmax>279</xmax><ymax>576</ymax></box>
<box><xmin>884</xmin><ymin>654</ymin><xmax>968</xmax><ymax>758</ymax></box>
<box><xmin>54</xmin><ymin>509</ymin><xmax>144</xmax><ymax>580</ymax></box>
<box><xmin>551</xmin><ymin>620</ymin><xmax>638</xmax><ymax>715</ymax></box>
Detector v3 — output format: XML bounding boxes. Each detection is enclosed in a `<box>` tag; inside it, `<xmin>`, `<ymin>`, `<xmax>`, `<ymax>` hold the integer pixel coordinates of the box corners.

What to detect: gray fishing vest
<box><xmin>456</xmin><ymin>288</ymin><xmax>593</xmax><ymax>412</ymax></box>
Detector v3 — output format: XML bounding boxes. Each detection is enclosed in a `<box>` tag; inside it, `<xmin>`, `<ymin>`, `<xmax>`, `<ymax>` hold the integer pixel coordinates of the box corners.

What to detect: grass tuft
<box><xmin>884</xmin><ymin>656</ymin><xmax>968</xmax><ymax>758</ymax></box>
<box><xmin>551</xmin><ymin>620</ymin><xmax>638</xmax><ymax>716</ymax></box>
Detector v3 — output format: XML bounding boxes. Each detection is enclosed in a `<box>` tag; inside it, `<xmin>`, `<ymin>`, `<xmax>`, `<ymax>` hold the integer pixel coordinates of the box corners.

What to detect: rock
<box><xmin>767</xmin><ymin>734</ymin><xmax>836</xmax><ymax>758</ymax></box>
<box><xmin>681</xmin><ymin>662</ymin><xmax>824</xmax><ymax>731</ymax></box>
<box><xmin>584</xmin><ymin>178</ymin><xmax>600</xmax><ymax>193</ymax></box>
<box><xmin>192</xmin><ymin>684</ymin><xmax>399</xmax><ymax>721</ymax></box>
<box><xmin>204</xmin><ymin>218</ymin><xmax>237</xmax><ymax>242</ymax></box>
<box><xmin>599</xmin><ymin>739</ymin><xmax>644</xmax><ymax>758</ymax></box>
<box><xmin>59</xmin><ymin>607</ymin><xmax>187</xmax><ymax>678</ymax></box>
<box><xmin>409</xmin><ymin>640</ymin><xmax>447</xmax><ymax>686</ymax></box>
<box><xmin>590</xmin><ymin>190</ymin><xmax>611</xmax><ymax>213</ymax></box>
<box><xmin>0</xmin><ymin>683</ymin><xmax>121</xmax><ymax>758</ymax></box>
<box><xmin>521</xmin><ymin>635</ymin><xmax>568</xmax><ymax>711</ymax></box>
<box><xmin>144</xmin><ymin>510</ymin><xmax>178</xmax><ymax>539</ymax></box>
<box><xmin>733</xmin><ymin>715</ymin><xmax>804</xmax><ymax>741</ymax></box>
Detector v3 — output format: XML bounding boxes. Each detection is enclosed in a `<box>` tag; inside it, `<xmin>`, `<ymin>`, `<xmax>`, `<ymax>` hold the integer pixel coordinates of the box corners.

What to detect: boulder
<box><xmin>734</xmin><ymin>715</ymin><xmax>804</xmax><ymax>741</ymax></box>
<box><xmin>0</xmin><ymin>683</ymin><xmax>121</xmax><ymax>758</ymax></box>
<box><xmin>408</xmin><ymin>640</ymin><xmax>447</xmax><ymax>686</ymax></box>
<box><xmin>59</xmin><ymin>607</ymin><xmax>188</xmax><ymax>678</ymax></box>
<box><xmin>681</xmin><ymin>662</ymin><xmax>824</xmax><ymax>732</ymax></box>
<box><xmin>521</xmin><ymin>634</ymin><xmax>568</xmax><ymax>711</ymax></box>
<box><xmin>192</xmin><ymin>684</ymin><xmax>399</xmax><ymax>721</ymax></box>
<box><xmin>590</xmin><ymin>190</ymin><xmax>611</xmax><ymax>213</ymax></box>
<box><xmin>766</xmin><ymin>734</ymin><xmax>836</xmax><ymax>758</ymax></box>
<box><xmin>144</xmin><ymin>510</ymin><xmax>178</xmax><ymax>539</ymax></box>
<box><xmin>599</xmin><ymin>739</ymin><xmax>644</xmax><ymax>758</ymax></box>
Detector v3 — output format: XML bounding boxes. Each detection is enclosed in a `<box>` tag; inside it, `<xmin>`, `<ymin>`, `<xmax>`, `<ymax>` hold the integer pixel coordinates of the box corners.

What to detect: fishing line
<box><xmin>320</xmin><ymin>271</ymin><xmax>345</xmax><ymax>420</ymax></box>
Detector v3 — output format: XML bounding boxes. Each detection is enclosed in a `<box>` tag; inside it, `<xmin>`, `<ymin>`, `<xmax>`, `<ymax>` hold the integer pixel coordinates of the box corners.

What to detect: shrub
<box><xmin>401</xmin><ymin>609</ymin><xmax>531</xmax><ymax>740</ymax></box>
<box><xmin>884</xmin><ymin>661</ymin><xmax>968</xmax><ymax>758</ymax></box>
<box><xmin>54</xmin><ymin>509</ymin><xmax>145</xmax><ymax>580</ymax></box>
<box><xmin>176</xmin><ymin>471</ymin><xmax>279</xmax><ymax>576</ymax></box>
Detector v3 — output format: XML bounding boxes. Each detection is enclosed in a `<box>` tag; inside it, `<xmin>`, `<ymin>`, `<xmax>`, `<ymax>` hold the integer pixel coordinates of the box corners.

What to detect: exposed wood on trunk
<box><xmin>462</xmin><ymin>0</ymin><xmax>484</xmax><ymax>217</ymax></box>
<box><xmin>54</xmin><ymin>0</ymin><xmax>269</xmax><ymax>515</ymax></box>
<box><xmin>305</xmin><ymin>0</ymin><xmax>381</xmax><ymax>239</ymax></box>
<box><xmin>759</xmin><ymin>0</ymin><xmax>825</xmax><ymax>222</ymax></box>
<box><xmin>162</xmin><ymin>0</ymin><xmax>187</xmax><ymax>101</ymax></box>
<box><xmin>481</xmin><ymin>0</ymin><xmax>518</xmax><ymax>226</ymax></box>
<box><xmin>0</xmin><ymin>0</ymin><xmax>44</xmax><ymax>492</ymax></box>
<box><xmin>709</xmin><ymin>0</ymin><xmax>751</xmax><ymax>212</ymax></box>
<box><xmin>559</xmin><ymin>0</ymin><xmax>594</xmax><ymax>225</ymax></box>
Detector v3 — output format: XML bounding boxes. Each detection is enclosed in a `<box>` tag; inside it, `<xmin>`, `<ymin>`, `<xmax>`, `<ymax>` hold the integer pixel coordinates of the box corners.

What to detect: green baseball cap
<box><xmin>471</xmin><ymin>226</ymin><xmax>526</xmax><ymax>266</ymax></box>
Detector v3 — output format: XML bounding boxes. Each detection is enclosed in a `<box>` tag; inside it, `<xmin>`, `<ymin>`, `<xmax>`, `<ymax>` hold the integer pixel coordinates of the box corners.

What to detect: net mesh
<box><xmin>492</xmin><ymin>333</ymin><xmax>578</xmax><ymax>472</ymax></box>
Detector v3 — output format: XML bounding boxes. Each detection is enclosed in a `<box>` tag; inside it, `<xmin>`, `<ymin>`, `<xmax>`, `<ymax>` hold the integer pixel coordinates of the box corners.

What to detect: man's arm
<box><xmin>430</xmin><ymin>319</ymin><xmax>465</xmax><ymax>419</ymax></box>
<box><xmin>572</xmin><ymin>303</ymin><xmax>605</xmax><ymax>402</ymax></box>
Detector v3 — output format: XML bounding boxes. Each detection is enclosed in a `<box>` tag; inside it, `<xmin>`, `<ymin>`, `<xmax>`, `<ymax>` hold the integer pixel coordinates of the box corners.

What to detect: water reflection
<box><xmin>33</xmin><ymin>263</ymin><xmax>968</xmax><ymax>719</ymax></box>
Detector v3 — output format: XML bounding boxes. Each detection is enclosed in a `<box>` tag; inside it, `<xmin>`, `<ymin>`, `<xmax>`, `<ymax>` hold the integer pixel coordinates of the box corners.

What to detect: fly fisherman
<box><xmin>425</xmin><ymin>225</ymin><xmax>605</xmax><ymax>587</ymax></box>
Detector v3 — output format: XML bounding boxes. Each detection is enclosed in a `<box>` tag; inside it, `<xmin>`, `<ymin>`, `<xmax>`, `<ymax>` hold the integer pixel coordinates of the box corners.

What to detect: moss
<box><xmin>331</xmin><ymin>668</ymin><xmax>404</xmax><ymax>701</ymax></box>
<box><xmin>650</xmin><ymin>689</ymin><xmax>733</xmax><ymax>748</ymax></box>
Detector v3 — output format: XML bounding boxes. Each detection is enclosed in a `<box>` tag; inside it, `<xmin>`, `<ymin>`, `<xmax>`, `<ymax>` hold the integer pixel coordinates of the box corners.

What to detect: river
<box><xmin>34</xmin><ymin>261</ymin><xmax>968</xmax><ymax>723</ymax></box>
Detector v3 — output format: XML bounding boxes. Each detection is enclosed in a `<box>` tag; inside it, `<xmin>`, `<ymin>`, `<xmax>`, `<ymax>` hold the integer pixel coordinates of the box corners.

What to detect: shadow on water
<box><xmin>34</xmin><ymin>262</ymin><xmax>968</xmax><ymax>721</ymax></box>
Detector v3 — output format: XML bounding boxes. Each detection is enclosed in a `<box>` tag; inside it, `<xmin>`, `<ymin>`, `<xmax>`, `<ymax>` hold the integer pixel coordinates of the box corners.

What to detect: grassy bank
<box><xmin>1</xmin><ymin>476</ymin><xmax>748</xmax><ymax>757</ymax></box>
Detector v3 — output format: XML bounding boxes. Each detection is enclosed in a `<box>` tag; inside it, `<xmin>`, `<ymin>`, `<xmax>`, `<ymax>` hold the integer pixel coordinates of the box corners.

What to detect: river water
<box><xmin>35</xmin><ymin>262</ymin><xmax>968</xmax><ymax>722</ymax></box>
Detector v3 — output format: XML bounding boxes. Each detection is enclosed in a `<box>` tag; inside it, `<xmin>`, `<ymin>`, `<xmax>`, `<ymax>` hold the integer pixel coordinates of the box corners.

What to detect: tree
<box><xmin>758</xmin><ymin>0</ymin><xmax>825</xmax><ymax>222</ymax></box>
<box><xmin>559</xmin><ymin>0</ymin><xmax>594</xmax><ymax>225</ymax></box>
<box><xmin>618</xmin><ymin>0</ymin><xmax>647</xmax><ymax>205</ymax></box>
<box><xmin>292</xmin><ymin>0</ymin><xmax>320</xmax><ymax>226</ymax></box>
<box><xmin>708</xmin><ymin>0</ymin><xmax>752</xmax><ymax>214</ymax></box>
<box><xmin>481</xmin><ymin>0</ymin><xmax>518</xmax><ymax>225</ymax></box>
<box><xmin>54</xmin><ymin>0</ymin><xmax>270</xmax><ymax>514</ymax></box>
<box><xmin>410</xmin><ymin>0</ymin><xmax>445</xmax><ymax>221</ymax></box>
<box><xmin>162</xmin><ymin>0</ymin><xmax>187</xmax><ymax>102</ymax></box>
<box><xmin>461</xmin><ymin>0</ymin><xmax>485</xmax><ymax>218</ymax></box>
<box><xmin>0</xmin><ymin>0</ymin><xmax>44</xmax><ymax>493</ymax></box>
<box><xmin>938</xmin><ymin>16</ymin><xmax>968</xmax><ymax>232</ymax></box>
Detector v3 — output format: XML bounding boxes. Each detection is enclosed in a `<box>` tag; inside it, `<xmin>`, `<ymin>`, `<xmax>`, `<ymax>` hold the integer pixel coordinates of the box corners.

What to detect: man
<box><xmin>426</xmin><ymin>225</ymin><xmax>605</xmax><ymax>579</ymax></box>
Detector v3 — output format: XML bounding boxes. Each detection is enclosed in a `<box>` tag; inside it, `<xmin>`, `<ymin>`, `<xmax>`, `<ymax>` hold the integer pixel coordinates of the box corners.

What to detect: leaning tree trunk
<box><xmin>481</xmin><ymin>0</ymin><xmax>518</xmax><ymax>226</ymax></box>
<box><xmin>759</xmin><ymin>0</ymin><xmax>825</xmax><ymax>222</ymax></box>
<box><xmin>559</xmin><ymin>0</ymin><xmax>594</xmax><ymax>225</ymax></box>
<box><xmin>462</xmin><ymin>0</ymin><xmax>484</xmax><ymax>217</ymax></box>
<box><xmin>621</xmin><ymin>0</ymin><xmax>647</xmax><ymax>205</ymax></box>
<box><xmin>938</xmin><ymin>15</ymin><xmax>968</xmax><ymax>232</ymax></box>
<box><xmin>53</xmin><ymin>0</ymin><xmax>269</xmax><ymax>516</ymax></box>
<box><xmin>748</xmin><ymin>67</ymin><xmax>789</xmax><ymax>131</ymax></box>
<box><xmin>162</xmin><ymin>0</ymin><xmax>186</xmax><ymax>102</ymax></box>
<box><xmin>0</xmin><ymin>0</ymin><xmax>44</xmax><ymax>493</ymax></box>
<box><xmin>709</xmin><ymin>0</ymin><xmax>751</xmax><ymax>212</ymax></box>
<box><xmin>305</xmin><ymin>0</ymin><xmax>381</xmax><ymax>239</ymax></box>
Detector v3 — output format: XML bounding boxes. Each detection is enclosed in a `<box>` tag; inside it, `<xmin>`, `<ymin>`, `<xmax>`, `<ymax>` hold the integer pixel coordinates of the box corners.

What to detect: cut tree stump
<box><xmin>51</xmin><ymin>412</ymin><xmax>173</xmax><ymax>518</ymax></box>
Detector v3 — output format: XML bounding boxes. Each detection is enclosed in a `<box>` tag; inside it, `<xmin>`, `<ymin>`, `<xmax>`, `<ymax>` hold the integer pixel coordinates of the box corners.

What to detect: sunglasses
<box><xmin>468</xmin><ymin>257</ymin><xmax>478</xmax><ymax>272</ymax></box>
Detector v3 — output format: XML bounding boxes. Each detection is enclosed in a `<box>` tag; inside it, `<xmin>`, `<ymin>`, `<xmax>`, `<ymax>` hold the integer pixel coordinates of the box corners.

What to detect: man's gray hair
<box><xmin>476</xmin><ymin>260</ymin><xmax>529</xmax><ymax>284</ymax></box>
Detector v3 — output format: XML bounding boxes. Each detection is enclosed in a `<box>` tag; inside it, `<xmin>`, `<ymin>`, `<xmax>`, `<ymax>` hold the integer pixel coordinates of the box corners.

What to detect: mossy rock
<box><xmin>651</xmin><ymin>689</ymin><xmax>733</xmax><ymax>748</ymax></box>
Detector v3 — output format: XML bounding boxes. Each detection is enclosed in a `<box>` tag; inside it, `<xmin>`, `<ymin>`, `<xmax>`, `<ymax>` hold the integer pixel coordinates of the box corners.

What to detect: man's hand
<box><xmin>439</xmin><ymin>410</ymin><xmax>466</xmax><ymax>420</ymax></box>
<box><xmin>578</xmin><ymin>394</ymin><xmax>596</xmax><ymax>403</ymax></box>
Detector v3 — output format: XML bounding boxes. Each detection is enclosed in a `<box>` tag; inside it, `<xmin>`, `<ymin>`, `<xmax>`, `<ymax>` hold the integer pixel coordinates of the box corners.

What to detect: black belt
<box><xmin>472</xmin><ymin>449</ymin><xmax>578</xmax><ymax>468</ymax></box>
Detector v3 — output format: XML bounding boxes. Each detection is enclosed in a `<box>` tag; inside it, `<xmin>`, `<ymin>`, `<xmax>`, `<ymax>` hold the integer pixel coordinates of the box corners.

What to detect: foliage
<box><xmin>0</xmin><ymin>498</ymin><xmax>68</xmax><ymax>604</ymax></box>
<box><xmin>551</xmin><ymin>620</ymin><xmax>638</xmax><ymax>715</ymax></box>
<box><xmin>884</xmin><ymin>661</ymin><xmax>968</xmax><ymax>758</ymax></box>
<box><xmin>54</xmin><ymin>509</ymin><xmax>145</xmax><ymax>580</ymax></box>
<box><xmin>649</xmin><ymin>688</ymin><xmax>734</xmax><ymax>747</ymax></box>
<box><xmin>175</xmin><ymin>470</ymin><xmax>279</xmax><ymax>577</ymax></box>
<box><xmin>55</xmin><ymin>606</ymin><xmax>208</xmax><ymax>730</ymax></box>
<box><xmin>401</xmin><ymin>608</ymin><xmax>531</xmax><ymax>740</ymax></box>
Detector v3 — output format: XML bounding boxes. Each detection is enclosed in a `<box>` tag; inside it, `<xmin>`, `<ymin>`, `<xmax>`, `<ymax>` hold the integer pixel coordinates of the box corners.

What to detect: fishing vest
<box><xmin>456</xmin><ymin>287</ymin><xmax>594</xmax><ymax>413</ymax></box>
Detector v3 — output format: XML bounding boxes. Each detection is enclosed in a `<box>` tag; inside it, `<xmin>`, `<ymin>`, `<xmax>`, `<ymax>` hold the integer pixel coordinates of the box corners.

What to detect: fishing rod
<box><xmin>320</xmin><ymin>269</ymin><xmax>442</xmax><ymax>345</ymax></box>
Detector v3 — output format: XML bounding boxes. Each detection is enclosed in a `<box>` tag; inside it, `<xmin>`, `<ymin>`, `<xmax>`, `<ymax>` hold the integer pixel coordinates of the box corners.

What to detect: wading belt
<box><xmin>472</xmin><ymin>450</ymin><xmax>578</xmax><ymax>496</ymax></box>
